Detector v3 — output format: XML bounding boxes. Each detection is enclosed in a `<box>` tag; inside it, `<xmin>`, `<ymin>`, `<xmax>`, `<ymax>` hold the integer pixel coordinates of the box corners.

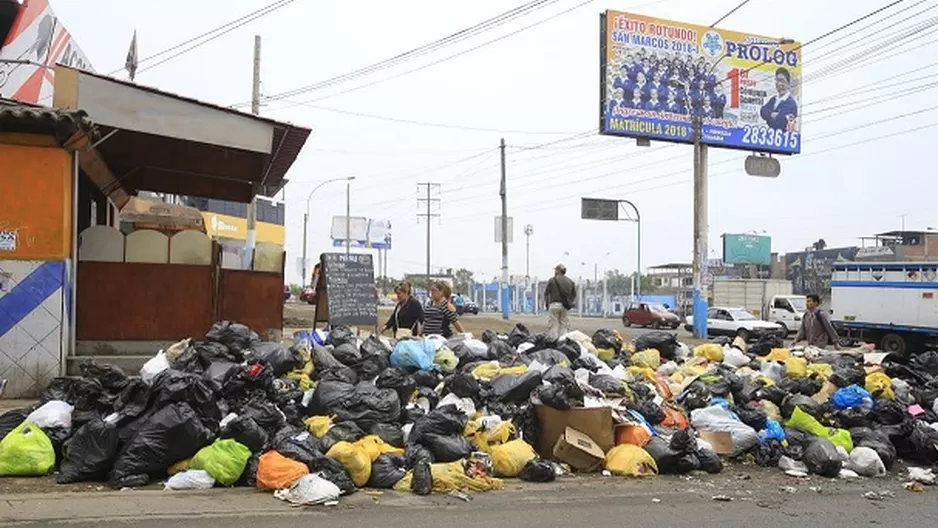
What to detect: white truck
<box><xmin>830</xmin><ymin>262</ymin><xmax>938</xmax><ymax>355</ymax></box>
<box><xmin>712</xmin><ymin>279</ymin><xmax>806</xmax><ymax>334</ymax></box>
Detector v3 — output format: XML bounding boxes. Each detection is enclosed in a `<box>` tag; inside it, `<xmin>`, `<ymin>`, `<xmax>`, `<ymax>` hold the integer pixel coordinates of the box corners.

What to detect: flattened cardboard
<box><xmin>552</xmin><ymin>427</ymin><xmax>606</xmax><ymax>472</ymax></box>
<box><xmin>536</xmin><ymin>405</ymin><xmax>615</xmax><ymax>459</ymax></box>
<box><xmin>699</xmin><ymin>431</ymin><xmax>734</xmax><ymax>455</ymax></box>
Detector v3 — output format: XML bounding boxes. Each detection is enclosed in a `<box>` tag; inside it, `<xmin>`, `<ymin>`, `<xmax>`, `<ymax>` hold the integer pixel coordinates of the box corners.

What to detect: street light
<box><xmin>691</xmin><ymin>37</ymin><xmax>791</xmax><ymax>339</ymax></box>
<box><xmin>302</xmin><ymin>176</ymin><xmax>355</xmax><ymax>285</ymax></box>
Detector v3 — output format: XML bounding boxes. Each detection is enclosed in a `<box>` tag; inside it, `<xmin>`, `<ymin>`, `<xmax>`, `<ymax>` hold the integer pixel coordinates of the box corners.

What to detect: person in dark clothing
<box><xmin>379</xmin><ymin>282</ymin><xmax>424</xmax><ymax>337</ymax></box>
<box><xmin>545</xmin><ymin>264</ymin><xmax>577</xmax><ymax>339</ymax></box>
<box><xmin>760</xmin><ymin>67</ymin><xmax>798</xmax><ymax>131</ymax></box>
<box><xmin>795</xmin><ymin>293</ymin><xmax>840</xmax><ymax>349</ymax></box>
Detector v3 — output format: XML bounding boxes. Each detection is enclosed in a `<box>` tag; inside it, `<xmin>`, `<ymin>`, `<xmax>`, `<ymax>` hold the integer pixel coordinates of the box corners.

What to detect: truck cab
<box><xmin>766</xmin><ymin>295</ymin><xmax>806</xmax><ymax>335</ymax></box>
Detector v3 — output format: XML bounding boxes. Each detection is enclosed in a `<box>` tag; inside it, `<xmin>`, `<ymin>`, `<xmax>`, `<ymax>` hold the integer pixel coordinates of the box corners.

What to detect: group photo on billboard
<box><xmin>600</xmin><ymin>10</ymin><xmax>801</xmax><ymax>154</ymax></box>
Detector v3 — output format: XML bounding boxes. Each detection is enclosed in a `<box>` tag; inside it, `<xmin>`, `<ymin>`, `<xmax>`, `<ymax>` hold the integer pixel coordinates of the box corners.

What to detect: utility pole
<box><xmin>242</xmin><ymin>35</ymin><xmax>261</xmax><ymax>270</ymax></box>
<box><xmin>692</xmin><ymin>115</ymin><xmax>709</xmax><ymax>339</ymax></box>
<box><xmin>417</xmin><ymin>183</ymin><xmax>441</xmax><ymax>290</ymax></box>
<box><xmin>345</xmin><ymin>181</ymin><xmax>351</xmax><ymax>256</ymax></box>
<box><xmin>524</xmin><ymin>224</ymin><xmax>533</xmax><ymax>280</ymax></box>
<box><xmin>500</xmin><ymin>138</ymin><xmax>509</xmax><ymax>320</ymax></box>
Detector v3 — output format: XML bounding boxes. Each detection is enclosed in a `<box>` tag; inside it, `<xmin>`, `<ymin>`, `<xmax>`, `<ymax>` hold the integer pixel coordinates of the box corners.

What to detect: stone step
<box><xmin>66</xmin><ymin>355</ymin><xmax>152</xmax><ymax>376</ymax></box>
<box><xmin>75</xmin><ymin>340</ymin><xmax>175</xmax><ymax>357</ymax></box>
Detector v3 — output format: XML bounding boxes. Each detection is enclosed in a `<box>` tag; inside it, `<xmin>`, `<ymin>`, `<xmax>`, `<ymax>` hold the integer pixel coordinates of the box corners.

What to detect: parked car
<box><xmin>622</xmin><ymin>302</ymin><xmax>681</xmax><ymax>329</ymax></box>
<box><xmin>300</xmin><ymin>287</ymin><xmax>315</xmax><ymax>305</ymax></box>
<box><xmin>684</xmin><ymin>306</ymin><xmax>786</xmax><ymax>341</ymax></box>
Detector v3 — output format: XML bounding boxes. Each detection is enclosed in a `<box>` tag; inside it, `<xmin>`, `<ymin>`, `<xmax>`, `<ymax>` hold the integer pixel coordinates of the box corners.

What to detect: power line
<box><xmin>710</xmin><ymin>0</ymin><xmax>752</xmax><ymax>27</ymax></box>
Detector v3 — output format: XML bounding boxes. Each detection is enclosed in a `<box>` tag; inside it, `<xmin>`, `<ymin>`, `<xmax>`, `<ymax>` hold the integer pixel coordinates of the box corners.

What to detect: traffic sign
<box><xmin>745</xmin><ymin>155</ymin><xmax>781</xmax><ymax>178</ymax></box>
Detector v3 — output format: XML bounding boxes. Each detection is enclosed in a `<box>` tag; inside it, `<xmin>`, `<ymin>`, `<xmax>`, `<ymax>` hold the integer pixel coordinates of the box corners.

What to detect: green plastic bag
<box><xmin>0</xmin><ymin>422</ymin><xmax>55</xmax><ymax>476</ymax></box>
<box><xmin>786</xmin><ymin>406</ymin><xmax>854</xmax><ymax>452</ymax></box>
<box><xmin>433</xmin><ymin>347</ymin><xmax>459</xmax><ymax>374</ymax></box>
<box><xmin>189</xmin><ymin>439</ymin><xmax>252</xmax><ymax>486</ymax></box>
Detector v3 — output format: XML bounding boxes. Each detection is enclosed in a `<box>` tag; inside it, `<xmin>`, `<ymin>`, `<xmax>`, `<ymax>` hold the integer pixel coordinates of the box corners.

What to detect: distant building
<box><xmin>783</xmin><ymin>246</ymin><xmax>858</xmax><ymax>301</ymax></box>
<box><xmin>857</xmin><ymin>230</ymin><xmax>938</xmax><ymax>262</ymax></box>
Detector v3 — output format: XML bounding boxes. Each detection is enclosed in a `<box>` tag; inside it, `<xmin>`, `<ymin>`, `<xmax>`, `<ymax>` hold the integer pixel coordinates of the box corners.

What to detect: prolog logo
<box><xmin>702</xmin><ymin>31</ymin><xmax>724</xmax><ymax>58</ymax></box>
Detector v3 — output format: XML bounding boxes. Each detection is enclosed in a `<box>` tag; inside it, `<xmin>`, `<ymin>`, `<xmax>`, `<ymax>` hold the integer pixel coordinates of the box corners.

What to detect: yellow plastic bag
<box><xmin>693</xmin><ymin>343</ymin><xmax>724</xmax><ymax>362</ymax></box>
<box><xmin>285</xmin><ymin>371</ymin><xmax>314</xmax><ymax>391</ymax></box>
<box><xmin>393</xmin><ymin>462</ymin><xmax>503</xmax><ymax>494</ymax></box>
<box><xmin>761</xmin><ymin>400</ymin><xmax>782</xmax><ymax>422</ymax></box>
<box><xmin>631</xmin><ymin>349</ymin><xmax>661</xmax><ymax>370</ymax></box>
<box><xmin>489</xmin><ymin>439</ymin><xmax>537</xmax><ymax>477</ymax></box>
<box><xmin>471</xmin><ymin>363</ymin><xmax>527</xmax><ymax>381</ymax></box>
<box><xmin>433</xmin><ymin>346</ymin><xmax>459</xmax><ymax>373</ymax></box>
<box><xmin>596</xmin><ymin>347</ymin><xmax>616</xmax><ymax>362</ymax></box>
<box><xmin>762</xmin><ymin>348</ymin><xmax>791</xmax><ymax>362</ymax></box>
<box><xmin>806</xmin><ymin>363</ymin><xmax>833</xmax><ymax>380</ymax></box>
<box><xmin>605</xmin><ymin>444</ymin><xmax>658</xmax><ymax>477</ymax></box>
<box><xmin>354</xmin><ymin>435</ymin><xmax>404</xmax><ymax>462</ymax></box>
<box><xmin>326</xmin><ymin>441</ymin><xmax>372</xmax><ymax>487</ymax></box>
<box><xmin>626</xmin><ymin>366</ymin><xmax>657</xmax><ymax>383</ymax></box>
<box><xmin>865</xmin><ymin>372</ymin><xmax>895</xmax><ymax>400</ymax></box>
<box><xmin>305</xmin><ymin>415</ymin><xmax>334</xmax><ymax>439</ymax></box>
<box><xmin>786</xmin><ymin>406</ymin><xmax>853</xmax><ymax>452</ymax></box>
<box><xmin>785</xmin><ymin>357</ymin><xmax>808</xmax><ymax>379</ymax></box>
<box><xmin>168</xmin><ymin>458</ymin><xmax>191</xmax><ymax>476</ymax></box>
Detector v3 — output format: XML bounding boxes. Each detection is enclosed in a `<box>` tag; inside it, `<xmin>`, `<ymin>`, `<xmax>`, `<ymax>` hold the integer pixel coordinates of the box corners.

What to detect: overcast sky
<box><xmin>52</xmin><ymin>0</ymin><xmax>938</xmax><ymax>284</ymax></box>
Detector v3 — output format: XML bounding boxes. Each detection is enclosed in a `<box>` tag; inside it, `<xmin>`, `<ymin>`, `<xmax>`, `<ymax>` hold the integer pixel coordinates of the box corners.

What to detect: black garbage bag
<box><xmin>410</xmin><ymin>407</ymin><xmax>467</xmax><ymax>443</ymax></box>
<box><xmin>592</xmin><ymin>329</ymin><xmax>622</xmax><ymax>353</ymax></box>
<box><xmin>241</xmin><ymin>397</ymin><xmax>285</xmax><ymax>436</ymax></box>
<box><xmin>531</xmin><ymin>333</ymin><xmax>560</xmax><ymax>353</ymax></box>
<box><xmin>310</xmin><ymin>344</ymin><xmax>344</xmax><ymax>372</ymax></box>
<box><xmin>414</xmin><ymin>387</ymin><xmax>440</xmax><ymax>410</ymax></box>
<box><xmin>110</xmin><ymin>402</ymin><xmax>214</xmax><ymax>488</ymax></box>
<box><xmin>633</xmin><ymin>331</ymin><xmax>679</xmax><ymax>361</ymax></box>
<box><xmin>318</xmin><ymin>366</ymin><xmax>359</xmax><ymax>385</ymax></box>
<box><xmin>834</xmin><ymin>406</ymin><xmax>873</xmax><ymax>429</ymax></box>
<box><xmin>220</xmin><ymin>415</ymin><xmax>268</xmax><ymax>453</ymax></box>
<box><xmin>680</xmin><ymin>381</ymin><xmax>712</xmax><ymax>411</ymax></box>
<box><xmin>735</xmin><ymin>405</ymin><xmax>768</xmax><ymax>431</ymax></box>
<box><xmin>856</xmin><ymin>430</ymin><xmax>897</xmax><ymax>470</ymax></box>
<box><xmin>412</xmin><ymin>460</ymin><xmax>432</xmax><ymax>495</ymax></box>
<box><xmin>236</xmin><ymin>453</ymin><xmax>260</xmax><ymax>487</ymax></box>
<box><xmin>202</xmin><ymin>360</ymin><xmax>240</xmax><ymax>392</ymax></box>
<box><xmin>368</xmin><ymin>453</ymin><xmax>407</xmax><ymax>488</ymax></box>
<box><xmin>556</xmin><ymin>340</ymin><xmax>582</xmax><ymax>362</ymax></box>
<box><xmin>756</xmin><ymin>440</ymin><xmax>784</xmax><ymax>468</ymax></box>
<box><xmin>418</xmin><ymin>433</ymin><xmax>473</xmax><ymax>463</ymax></box>
<box><xmin>57</xmin><ymin>417</ymin><xmax>120</xmax><ymax>483</ymax></box>
<box><xmin>321</xmin><ymin>422</ymin><xmax>366</xmax><ymax>453</ymax></box>
<box><xmin>748</xmin><ymin>334</ymin><xmax>784</xmax><ymax>357</ymax></box>
<box><xmin>272</xmin><ymin>426</ymin><xmax>323</xmax><ymax>467</ymax></box>
<box><xmin>481</xmin><ymin>330</ymin><xmax>498</xmax><ymax>344</ymax></box>
<box><xmin>519</xmin><ymin>458</ymin><xmax>558</xmax><ymax>482</ymax></box>
<box><xmin>523</xmin><ymin>349</ymin><xmax>569</xmax><ymax>367</ymax></box>
<box><xmin>79</xmin><ymin>360</ymin><xmax>129</xmax><ymax>392</ymax></box>
<box><xmin>308</xmin><ymin>455</ymin><xmax>357</xmax><ymax>495</ymax></box>
<box><xmin>670</xmin><ymin>429</ymin><xmax>697</xmax><ymax>454</ymax></box>
<box><xmin>370</xmin><ymin>423</ymin><xmax>405</xmax><ymax>448</ymax></box>
<box><xmin>404</xmin><ymin>443</ymin><xmax>435</xmax><ymax>468</ymax></box>
<box><xmin>0</xmin><ymin>408</ymin><xmax>31</xmax><ymax>441</ymax></box>
<box><xmin>148</xmin><ymin>369</ymin><xmax>221</xmax><ymax>426</ymax></box>
<box><xmin>332</xmin><ymin>343</ymin><xmax>362</xmax><ymax>367</ymax></box>
<box><xmin>251</xmin><ymin>342</ymin><xmax>304</xmax><ymax>376</ymax></box>
<box><xmin>632</xmin><ymin>399</ymin><xmax>666</xmax><ymax>425</ymax></box>
<box><xmin>327</xmin><ymin>325</ymin><xmax>356</xmax><ymax>347</ymax></box>
<box><xmin>781</xmin><ymin>395</ymin><xmax>821</xmax><ymax>420</ymax></box>
<box><xmin>543</xmin><ymin>365</ymin><xmax>575</xmax><ymax>385</ymax></box>
<box><xmin>310</xmin><ymin>381</ymin><xmax>359</xmax><ymax>416</ymax></box>
<box><xmin>172</xmin><ymin>346</ymin><xmax>212</xmax><ymax>375</ymax></box>
<box><xmin>755</xmin><ymin>385</ymin><xmax>789</xmax><ymax>407</ymax></box>
<box><xmin>354</xmin><ymin>354</ymin><xmax>389</xmax><ymax>381</ymax></box>
<box><xmin>536</xmin><ymin>381</ymin><xmax>583</xmax><ymax>410</ymax></box>
<box><xmin>589</xmin><ymin>374</ymin><xmax>626</xmax><ymax>396</ymax></box>
<box><xmin>343</xmin><ymin>387</ymin><xmax>401</xmax><ymax>429</ymax></box>
<box><xmin>489</xmin><ymin>371</ymin><xmax>543</xmax><ymax>403</ymax></box>
<box><xmin>645</xmin><ymin>436</ymin><xmax>697</xmax><ymax>474</ymax></box>
<box><xmin>778</xmin><ymin>377</ymin><xmax>824</xmax><ymax>397</ymax></box>
<box><xmin>508</xmin><ymin>324</ymin><xmax>532</xmax><ymax>348</ymax></box>
<box><xmin>375</xmin><ymin>368</ymin><xmax>417</xmax><ymax>404</ymax></box>
<box><xmin>908</xmin><ymin>421</ymin><xmax>938</xmax><ymax>464</ymax></box>
<box><xmin>191</xmin><ymin>339</ymin><xmax>240</xmax><ymax>362</ymax></box>
<box><xmin>401</xmin><ymin>406</ymin><xmax>426</xmax><ymax>424</ymax></box>
<box><xmin>872</xmin><ymin>399</ymin><xmax>907</xmax><ymax>425</ymax></box>
<box><xmin>830</xmin><ymin>366</ymin><xmax>866</xmax><ymax>388</ymax></box>
<box><xmin>696</xmin><ymin>447</ymin><xmax>723</xmax><ymax>474</ymax></box>
<box><xmin>445</xmin><ymin>372</ymin><xmax>480</xmax><ymax>399</ymax></box>
<box><xmin>43</xmin><ymin>426</ymin><xmax>71</xmax><ymax>468</ymax></box>
<box><xmin>912</xmin><ymin>350</ymin><xmax>938</xmax><ymax>376</ymax></box>
<box><xmin>412</xmin><ymin>370</ymin><xmax>440</xmax><ymax>389</ymax></box>
<box><xmin>206</xmin><ymin>321</ymin><xmax>260</xmax><ymax>353</ymax></box>
<box><xmin>803</xmin><ymin>438</ymin><xmax>843</xmax><ymax>477</ymax></box>
<box><xmin>487</xmin><ymin>339</ymin><xmax>516</xmax><ymax>363</ymax></box>
<box><xmin>361</xmin><ymin>335</ymin><xmax>392</xmax><ymax>359</ymax></box>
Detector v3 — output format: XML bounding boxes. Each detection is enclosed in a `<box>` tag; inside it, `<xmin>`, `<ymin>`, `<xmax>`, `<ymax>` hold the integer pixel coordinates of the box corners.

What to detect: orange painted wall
<box><xmin>0</xmin><ymin>144</ymin><xmax>72</xmax><ymax>260</ymax></box>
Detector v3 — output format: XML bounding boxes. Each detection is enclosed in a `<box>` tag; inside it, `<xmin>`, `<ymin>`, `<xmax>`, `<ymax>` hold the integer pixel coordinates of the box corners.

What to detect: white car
<box><xmin>684</xmin><ymin>306</ymin><xmax>786</xmax><ymax>341</ymax></box>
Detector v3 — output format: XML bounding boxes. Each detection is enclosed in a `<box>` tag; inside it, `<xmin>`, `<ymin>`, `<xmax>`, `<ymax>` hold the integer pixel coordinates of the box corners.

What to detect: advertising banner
<box><xmin>723</xmin><ymin>233</ymin><xmax>772</xmax><ymax>265</ymax></box>
<box><xmin>600</xmin><ymin>10</ymin><xmax>801</xmax><ymax>154</ymax></box>
<box><xmin>0</xmin><ymin>0</ymin><xmax>94</xmax><ymax>104</ymax></box>
<box><xmin>331</xmin><ymin>217</ymin><xmax>392</xmax><ymax>250</ymax></box>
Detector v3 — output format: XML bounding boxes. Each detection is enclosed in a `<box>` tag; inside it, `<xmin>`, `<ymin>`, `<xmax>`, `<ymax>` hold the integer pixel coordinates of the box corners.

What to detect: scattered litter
<box><xmin>908</xmin><ymin>467</ymin><xmax>936</xmax><ymax>485</ymax></box>
<box><xmin>862</xmin><ymin>490</ymin><xmax>895</xmax><ymax>501</ymax></box>
<box><xmin>712</xmin><ymin>495</ymin><xmax>733</xmax><ymax>502</ymax></box>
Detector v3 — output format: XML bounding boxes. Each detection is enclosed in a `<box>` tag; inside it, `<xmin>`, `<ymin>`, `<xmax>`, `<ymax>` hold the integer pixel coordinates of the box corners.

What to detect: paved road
<box><xmin>509</xmin><ymin>312</ymin><xmax>692</xmax><ymax>342</ymax></box>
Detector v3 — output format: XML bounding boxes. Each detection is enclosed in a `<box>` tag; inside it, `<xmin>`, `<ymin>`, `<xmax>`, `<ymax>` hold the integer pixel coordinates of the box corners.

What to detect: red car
<box><xmin>622</xmin><ymin>302</ymin><xmax>681</xmax><ymax>329</ymax></box>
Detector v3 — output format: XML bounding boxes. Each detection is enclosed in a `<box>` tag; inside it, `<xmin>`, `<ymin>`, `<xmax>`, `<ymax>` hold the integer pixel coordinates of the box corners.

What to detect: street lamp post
<box><xmin>302</xmin><ymin>176</ymin><xmax>355</xmax><ymax>285</ymax></box>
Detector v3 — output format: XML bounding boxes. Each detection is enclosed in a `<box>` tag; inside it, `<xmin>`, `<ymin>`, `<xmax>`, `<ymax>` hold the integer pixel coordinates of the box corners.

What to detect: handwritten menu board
<box><xmin>315</xmin><ymin>253</ymin><xmax>377</xmax><ymax>327</ymax></box>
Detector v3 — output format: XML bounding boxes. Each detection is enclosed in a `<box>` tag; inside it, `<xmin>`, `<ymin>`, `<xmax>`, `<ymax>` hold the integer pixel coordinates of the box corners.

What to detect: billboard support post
<box><xmin>499</xmin><ymin>138</ymin><xmax>510</xmax><ymax>321</ymax></box>
<box><xmin>692</xmin><ymin>116</ymin><xmax>710</xmax><ymax>339</ymax></box>
<box><xmin>303</xmin><ymin>176</ymin><xmax>354</xmax><ymax>285</ymax></box>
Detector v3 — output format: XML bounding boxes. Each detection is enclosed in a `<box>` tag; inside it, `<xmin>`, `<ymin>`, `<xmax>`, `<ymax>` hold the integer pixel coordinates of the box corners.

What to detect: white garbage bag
<box><xmin>164</xmin><ymin>470</ymin><xmax>216</xmax><ymax>490</ymax></box>
<box><xmin>463</xmin><ymin>338</ymin><xmax>488</xmax><ymax>358</ymax></box>
<box><xmin>844</xmin><ymin>446</ymin><xmax>886</xmax><ymax>477</ymax></box>
<box><xmin>26</xmin><ymin>400</ymin><xmax>73</xmax><ymax>430</ymax></box>
<box><xmin>274</xmin><ymin>473</ymin><xmax>341</xmax><ymax>505</ymax></box>
<box><xmin>438</xmin><ymin>393</ymin><xmax>476</xmax><ymax>417</ymax></box>
<box><xmin>723</xmin><ymin>347</ymin><xmax>750</xmax><ymax>368</ymax></box>
<box><xmin>140</xmin><ymin>351</ymin><xmax>170</xmax><ymax>384</ymax></box>
<box><xmin>690</xmin><ymin>405</ymin><xmax>759</xmax><ymax>455</ymax></box>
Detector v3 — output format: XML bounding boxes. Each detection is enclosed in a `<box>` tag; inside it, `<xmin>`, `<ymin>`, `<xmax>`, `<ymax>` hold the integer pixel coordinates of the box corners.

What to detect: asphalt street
<box><xmin>509</xmin><ymin>312</ymin><xmax>692</xmax><ymax>342</ymax></box>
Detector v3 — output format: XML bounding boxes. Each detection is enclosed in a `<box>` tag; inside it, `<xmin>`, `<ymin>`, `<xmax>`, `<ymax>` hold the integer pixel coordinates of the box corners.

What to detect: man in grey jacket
<box><xmin>545</xmin><ymin>264</ymin><xmax>577</xmax><ymax>339</ymax></box>
<box><xmin>795</xmin><ymin>293</ymin><xmax>841</xmax><ymax>349</ymax></box>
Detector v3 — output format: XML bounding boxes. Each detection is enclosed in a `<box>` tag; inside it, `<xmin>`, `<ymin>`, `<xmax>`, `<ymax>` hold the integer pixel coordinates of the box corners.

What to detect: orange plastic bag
<box><xmin>616</xmin><ymin>424</ymin><xmax>652</xmax><ymax>447</ymax></box>
<box><xmin>256</xmin><ymin>451</ymin><xmax>309</xmax><ymax>491</ymax></box>
<box><xmin>660</xmin><ymin>404</ymin><xmax>688</xmax><ymax>430</ymax></box>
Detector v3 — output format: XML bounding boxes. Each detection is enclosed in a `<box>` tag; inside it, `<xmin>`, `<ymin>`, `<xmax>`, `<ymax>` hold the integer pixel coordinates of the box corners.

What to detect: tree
<box><xmin>376</xmin><ymin>276</ymin><xmax>400</xmax><ymax>295</ymax></box>
<box><xmin>604</xmin><ymin>269</ymin><xmax>658</xmax><ymax>296</ymax></box>
<box><xmin>453</xmin><ymin>268</ymin><xmax>474</xmax><ymax>295</ymax></box>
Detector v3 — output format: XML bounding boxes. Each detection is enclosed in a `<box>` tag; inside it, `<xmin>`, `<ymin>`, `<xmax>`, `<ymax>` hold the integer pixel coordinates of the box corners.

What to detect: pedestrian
<box><xmin>423</xmin><ymin>281</ymin><xmax>465</xmax><ymax>338</ymax></box>
<box><xmin>545</xmin><ymin>264</ymin><xmax>576</xmax><ymax>339</ymax></box>
<box><xmin>379</xmin><ymin>282</ymin><xmax>424</xmax><ymax>338</ymax></box>
<box><xmin>454</xmin><ymin>292</ymin><xmax>466</xmax><ymax>314</ymax></box>
<box><xmin>795</xmin><ymin>293</ymin><xmax>841</xmax><ymax>349</ymax></box>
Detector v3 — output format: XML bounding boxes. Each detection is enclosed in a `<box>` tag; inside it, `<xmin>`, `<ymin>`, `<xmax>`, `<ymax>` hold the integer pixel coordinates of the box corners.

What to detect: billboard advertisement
<box><xmin>600</xmin><ymin>10</ymin><xmax>801</xmax><ymax>154</ymax></box>
<box><xmin>0</xmin><ymin>0</ymin><xmax>94</xmax><ymax>104</ymax></box>
<box><xmin>331</xmin><ymin>217</ymin><xmax>392</xmax><ymax>250</ymax></box>
<box><xmin>723</xmin><ymin>233</ymin><xmax>771</xmax><ymax>265</ymax></box>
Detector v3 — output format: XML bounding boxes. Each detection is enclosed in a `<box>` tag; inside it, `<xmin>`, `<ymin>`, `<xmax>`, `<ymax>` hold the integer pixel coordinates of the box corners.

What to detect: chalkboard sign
<box><xmin>314</xmin><ymin>252</ymin><xmax>377</xmax><ymax>328</ymax></box>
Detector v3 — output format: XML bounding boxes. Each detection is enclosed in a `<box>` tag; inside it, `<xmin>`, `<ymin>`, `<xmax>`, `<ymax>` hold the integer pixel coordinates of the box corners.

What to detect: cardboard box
<box><xmin>552</xmin><ymin>427</ymin><xmax>606</xmax><ymax>472</ymax></box>
<box><xmin>535</xmin><ymin>405</ymin><xmax>615</xmax><ymax>458</ymax></box>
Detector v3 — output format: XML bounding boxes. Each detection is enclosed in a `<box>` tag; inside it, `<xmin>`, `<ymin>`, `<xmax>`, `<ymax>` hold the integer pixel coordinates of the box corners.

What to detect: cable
<box><xmin>710</xmin><ymin>0</ymin><xmax>752</xmax><ymax>27</ymax></box>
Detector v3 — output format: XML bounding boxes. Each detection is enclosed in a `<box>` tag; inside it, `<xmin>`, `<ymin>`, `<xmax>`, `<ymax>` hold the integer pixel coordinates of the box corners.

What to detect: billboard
<box><xmin>0</xmin><ymin>0</ymin><xmax>94</xmax><ymax>104</ymax></box>
<box><xmin>600</xmin><ymin>11</ymin><xmax>801</xmax><ymax>155</ymax></box>
<box><xmin>331</xmin><ymin>217</ymin><xmax>392</xmax><ymax>250</ymax></box>
<box><xmin>723</xmin><ymin>234</ymin><xmax>771</xmax><ymax>265</ymax></box>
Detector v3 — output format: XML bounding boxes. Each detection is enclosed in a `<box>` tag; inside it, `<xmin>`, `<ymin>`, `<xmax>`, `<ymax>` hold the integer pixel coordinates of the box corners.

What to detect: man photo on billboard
<box><xmin>760</xmin><ymin>67</ymin><xmax>798</xmax><ymax>131</ymax></box>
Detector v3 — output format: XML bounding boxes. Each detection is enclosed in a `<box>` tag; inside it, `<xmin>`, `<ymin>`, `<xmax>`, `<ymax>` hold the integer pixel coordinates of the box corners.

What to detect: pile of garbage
<box><xmin>2</xmin><ymin>320</ymin><xmax>938</xmax><ymax>504</ymax></box>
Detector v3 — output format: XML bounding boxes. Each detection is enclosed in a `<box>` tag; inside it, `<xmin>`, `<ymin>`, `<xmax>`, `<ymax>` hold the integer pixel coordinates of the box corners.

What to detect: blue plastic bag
<box><xmin>831</xmin><ymin>385</ymin><xmax>873</xmax><ymax>410</ymax></box>
<box><xmin>758</xmin><ymin>419</ymin><xmax>786</xmax><ymax>443</ymax></box>
<box><xmin>390</xmin><ymin>340</ymin><xmax>436</xmax><ymax>371</ymax></box>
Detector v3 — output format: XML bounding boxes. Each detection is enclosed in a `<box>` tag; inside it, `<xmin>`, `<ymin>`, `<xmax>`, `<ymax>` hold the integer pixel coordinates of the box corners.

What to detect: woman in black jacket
<box><xmin>379</xmin><ymin>282</ymin><xmax>424</xmax><ymax>337</ymax></box>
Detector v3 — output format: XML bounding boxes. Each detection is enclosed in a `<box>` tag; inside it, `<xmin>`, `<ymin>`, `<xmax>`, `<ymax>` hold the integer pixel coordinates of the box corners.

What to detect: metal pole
<box><xmin>636</xmin><ymin>210</ymin><xmax>642</xmax><ymax>298</ymax></box>
<box><xmin>692</xmin><ymin>115</ymin><xmax>710</xmax><ymax>339</ymax></box>
<box><xmin>301</xmin><ymin>212</ymin><xmax>309</xmax><ymax>284</ymax></box>
<box><xmin>345</xmin><ymin>182</ymin><xmax>350</xmax><ymax>256</ymax></box>
<box><xmin>426</xmin><ymin>183</ymin><xmax>431</xmax><ymax>286</ymax></box>
<box><xmin>500</xmin><ymin>138</ymin><xmax>509</xmax><ymax>320</ymax></box>
<box><xmin>243</xmin><ymin>35</ymin><xmax>261</xmax><ymax>270</ymax></box>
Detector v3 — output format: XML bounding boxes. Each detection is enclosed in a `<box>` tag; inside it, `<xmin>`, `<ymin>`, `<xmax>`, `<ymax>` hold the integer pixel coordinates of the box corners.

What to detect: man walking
<box><xmin>795</xmin><ymin>293</ymin><xmax>841</xmax><ymax>349</ymax></box>
<box><xmin>545</xmin><ymin>264</ymin><xmax>576</xmax><ymax>339</ymax></box>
